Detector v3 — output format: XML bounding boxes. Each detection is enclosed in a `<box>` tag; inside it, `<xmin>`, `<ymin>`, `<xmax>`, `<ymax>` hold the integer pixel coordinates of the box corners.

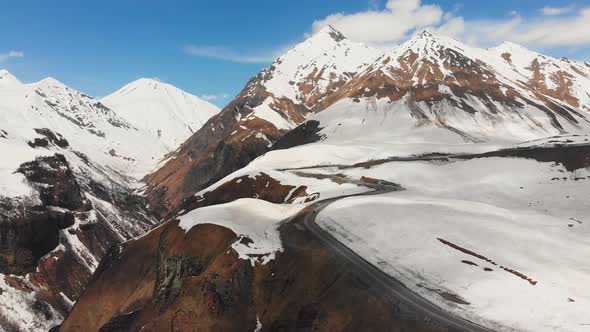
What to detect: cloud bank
<box><xmin>311</xmin><ymin>0</ymin><xmax>590</xmax><ymax>49</ymax></box>
<box><xmin>184</xmin><ymin>1</ymin><xmax>590</xmax><ymax>64</ymax></box>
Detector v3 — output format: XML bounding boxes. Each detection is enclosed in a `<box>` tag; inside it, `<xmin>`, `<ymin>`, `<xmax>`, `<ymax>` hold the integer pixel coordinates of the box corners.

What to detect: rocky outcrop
<box><xmin>0</xmin><ymin>151</ymin><xmax>158</xmax><ymax>330</ymax></box>
<box><xmin>0</xmin><ymin>154</ymin><xmax>84</xmax><ymax>275</ymax></box>
<box><xmin>28</xmin><ymin>128</ymin><xmax>70</xmax><ymax>149</ymax></box>
<box><xmin>17</xmin><ymin>154</ymin><xmax>84</xmax><ymax>210</ymax></box>
<box><xmin>272</xmin><ymin>120</ymin><xmax>325</xmax><ymax>151</ymax></box>
<box><xmin>60</xmin><ymin>212</ymin><xmax>453</xmax><ymax>332</ymax></box>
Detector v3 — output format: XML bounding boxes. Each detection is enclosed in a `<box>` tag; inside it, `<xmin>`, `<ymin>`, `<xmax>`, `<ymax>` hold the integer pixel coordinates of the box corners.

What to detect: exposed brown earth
<box><xmin>144</xmin><ymin>65</ymin><xmax>352</xmax><ymax>219</ymax></box>
<box><xmin>175</xmin><ymin>172</ymin><xmax>317</xmax><ymax>218</ymax></box>
<box><xmin>336</xmin><ymin>48</ymin><xmax>587</xmax><ymax>134</ymax></box>
<box><xmin>60</xmin><ymin>211</ymin><xmax>459</xmax><ymax>332</ymax></box>
<box><xmin>472</xmin><ymin>143</ymin><xmax>590</xmax><ymax>171</ymax></box>
<box><xmin>141</xmin><ymin>86</ymin><xmax>317</xmax><ymax>221</ymax></box>
<box><xmin>143</xmin><ymin>84</ymin><xmax>292</xmax><ymax>219</ymax></box>
<box><xmin>526</xmin><ymin>59</ymin><xmax>580</xmax><ymax>108</ymax></box>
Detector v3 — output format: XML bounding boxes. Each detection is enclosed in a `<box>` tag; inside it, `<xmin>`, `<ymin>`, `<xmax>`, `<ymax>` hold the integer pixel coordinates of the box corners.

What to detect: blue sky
<box><xmin>1</xmin><ymin>0</ymin><xmax>589</xmax><ymax>107</ymax></box>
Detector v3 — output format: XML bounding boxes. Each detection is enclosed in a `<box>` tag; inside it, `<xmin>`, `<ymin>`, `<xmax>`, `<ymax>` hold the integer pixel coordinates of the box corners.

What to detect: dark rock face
<box><xmin>17</xmin><ymin>154</ymin><xmax>84</xmax><ymax>210</ymax></box>
<box><xmin>97</xmin><ymin>310</ymin><xmax>141</xmax><ymax>332</ymax></box>
<box><xmin>474</xmin><ymin>143</ymin><xmax>590</xmax><ymax>172</ymax></box>
<box><xmin>0</xmin><ymin>206</ymin><xmax>76</xmax><ymax>274</ymax></box>
<box><xmin>0</xmin><ymin>154</ymin><xmax>85</xmax><ymax>275</ymax></box>
<box><xmin>27</xmin><ymin>128</ymin><xmax>70</xmax><ymax>149</ymax></box>
<box><xmin>153</xmin><ymin>240</ymin><xmax>203</xmax><ymax>307</ymax></box>
<box><xmin>272</xmin><ymin>120</ymin><xmax>325</xmax><ymax>151</ymax></box>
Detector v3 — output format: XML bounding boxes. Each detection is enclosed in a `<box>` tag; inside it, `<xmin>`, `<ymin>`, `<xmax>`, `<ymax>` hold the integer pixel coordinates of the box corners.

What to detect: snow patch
<box><xmin>178</xmin><ymin>199</ymin><xmax>304</xmax><ymax>265</ymax></box>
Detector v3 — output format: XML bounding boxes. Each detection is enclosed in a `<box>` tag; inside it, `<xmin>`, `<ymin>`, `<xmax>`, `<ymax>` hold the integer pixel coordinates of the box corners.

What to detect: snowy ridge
<box><xmin>265</xmin><ymin>26</ymin><xmax>379</xmax><ymax>103</ymax></box>
<box><xmin>308</xmin><ymin>29</ymin><xmax>590</xmax><ymax>146</ymax></box>
<box><xmin>490</xmin><ymin>42</ymin><xmax>590</xmax><ymax>112</ymax></box>
<box><xmin>242</xmin><ymin>25</ymin><xmax>380</xmax><ymax>130</ymax></box>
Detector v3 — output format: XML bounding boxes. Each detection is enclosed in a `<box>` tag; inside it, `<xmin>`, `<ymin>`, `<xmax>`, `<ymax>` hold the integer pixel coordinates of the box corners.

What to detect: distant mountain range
<box><xmin>0</xmin><ymin>71</ymin><xmax>219</xmax><ymax>331</ymax></box>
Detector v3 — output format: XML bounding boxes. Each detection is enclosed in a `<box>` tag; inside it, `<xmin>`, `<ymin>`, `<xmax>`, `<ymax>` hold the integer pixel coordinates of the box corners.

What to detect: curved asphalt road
<box><xmin>288</xmin><ymin>176</ymin><xmax>496</xmax><ymax>332</ymax></box>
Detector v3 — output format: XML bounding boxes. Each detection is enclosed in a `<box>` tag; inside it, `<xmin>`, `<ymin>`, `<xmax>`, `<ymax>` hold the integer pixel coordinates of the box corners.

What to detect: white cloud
<box><xmin>199</xmin><ymin>93</ymin><xmax>230</xmax><ymax>101</ymax></box>
<box><xmin>184</xmin><ymin>45</ymin><xmax>282</xmax><ymax>63</ymax></box>
<box><xmin>0</xmin><ymin>50</ymin><xmax>24</xmax><ymax>62</ymax></box>
<box><xmin>310</xmin><ymin>1</ymin><xmax>590</xmax><ymax>49</ymax></box>
<box><xmin>312</xmin><ymin>0</ymin><xmax>444</xmax><ymax>47</ymax></box>
<box><xmin>542</xmin><ymin>5</ymin><xmax>574</xmax><ymax>16</ymax></box>
<box><xmin>461</xmin><ymin>8</ymin><xmax>590</xmax><ymax>47</ymax></box>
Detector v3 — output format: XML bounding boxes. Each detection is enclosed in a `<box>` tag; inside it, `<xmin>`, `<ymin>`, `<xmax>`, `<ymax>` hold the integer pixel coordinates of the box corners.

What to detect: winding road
<box><xmin>284</xmin><ymin>174</ymin><xmax>496</xmax><ymax>332</ymax></box>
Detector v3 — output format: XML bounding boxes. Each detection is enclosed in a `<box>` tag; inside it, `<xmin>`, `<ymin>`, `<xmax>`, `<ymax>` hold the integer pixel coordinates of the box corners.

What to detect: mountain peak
<box><xmin>101</xmin><ymin>78</ymin><xmax>220</xmax><ymax>149</ymax></box>
<box><xmin>133</xmin><ymin>77</ymin><xmax>162</xmax><ymax>85</ymax></box>
<box><xmin>314</xmin><ymin>25</ymin><xmax>347</xmax><ymax>42</ymax></box>
<box><xmin>125</xmin><ymin>77</ymin><xmax>166</xmax><ymax>89</ymax></box>
<box><xmin>116</xmin><ymin>78</ymin><xmax>199</xmax><ymax>98</ymax></box>
<box><xmin>416</xmin><ymin>29</ymin><xmax>438</xmax><ymax>39</ymax></box>
<box><xmin>395</xmin><ymin>28</ymin><xmax>465</xmax><ymax>56</ymax></box>
<box><xmin>407</xmin><ymin>28</ymin><xmax>457</xmax><ymax>45</ymax></box>
<box><xmin>494</xmin><ymin>41</ymin><xmax>533</xmax><ymax>53</ymax></box>
<box><xmin>0</xmin><ymin>69</ymin><xmax>22</xmax><ymax>87</ymax></box>
<box><xmin>35</xmin><ymin>77</ymin><xmax>67</xmax><ymax>88</ymax></box>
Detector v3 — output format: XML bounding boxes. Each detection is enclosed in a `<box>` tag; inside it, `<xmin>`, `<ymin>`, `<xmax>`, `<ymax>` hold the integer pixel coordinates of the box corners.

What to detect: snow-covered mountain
<box><xmin>144</xmin><ymin>26</ymin><xmax>380</xmax><ymax>216</ymax></box>
<box><xmin>0</xmin><ymin>72</ymin><xmax>219</xmax><ymax>330</ymax></box>
<box><xmin>101</xmin><ymin>78</ymin><xmax>220</xmax><ymax>149</ymax></box>
<box><xmin>491</xmin><ymin>41</ymin><xmax>590</xmax><ymax>112</ymax></box>
<box><xmin>259</xmin><ymin>25</ymin><xmax>378</xmax><ymax>115</ymax></box>
<box><xmin>61</xmin><ymin>27</ymin><xmax>590</xmax><ymax>332</ymax></box>
<box><xmin>3</xmin><ymin>26</ymin><xmax>590</xmax><ymax>332</ymax></box>
<box><xmin>307</xmin><ymin>30</ymin><xmax>590</xmax><ymax>148</ymax></box>
<box><xmin>145</xmin><ymin>28</ymin><xmax>590</xmax><ymax>219</ymax></box>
